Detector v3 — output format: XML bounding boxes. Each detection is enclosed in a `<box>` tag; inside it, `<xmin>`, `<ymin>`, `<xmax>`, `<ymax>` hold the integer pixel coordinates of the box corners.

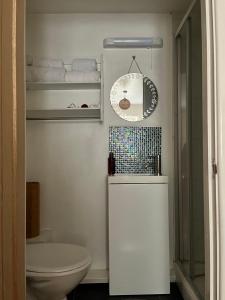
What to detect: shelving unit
<box><xmin>26</xmin><ymin>56</ymin><xmax>104</xmax><ymax>121</ymax></box>
<box><xmin>26</xmin><ymin>108</ymin><xmax>101</xmax><ymax>120</ymax></box>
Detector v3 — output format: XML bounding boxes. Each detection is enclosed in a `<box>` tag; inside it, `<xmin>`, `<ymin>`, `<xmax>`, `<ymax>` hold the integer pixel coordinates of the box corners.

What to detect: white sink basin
<box><xmin>108</xmin><ymin>175</ymin><xmax>168</xmax><ymax>184</ymax></box>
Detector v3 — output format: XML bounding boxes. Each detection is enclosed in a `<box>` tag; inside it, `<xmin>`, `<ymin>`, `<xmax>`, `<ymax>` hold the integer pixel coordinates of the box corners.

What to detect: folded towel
<box><xmin>72</xmin><ymin>59</ymin><xmax>97</xmax><ymax>72</ymax></box>
<box><xmin>65</xmin><ymin>71</ymin><xmax>100</xmax><ymax>83</ymax></box>
<box><xmin>26</xmin><ymin>67</ymin><xmax>65</xmax><ymax>82</ymax></box>
<box><xmin>33</xmin><ymin>57</ymin><xmax>64</xmax><ymax>68</ymax></box>
<box><xmin>26</xmin><ymin>54</ymin><xmax>33</xmax><ymax>66</ymax></box>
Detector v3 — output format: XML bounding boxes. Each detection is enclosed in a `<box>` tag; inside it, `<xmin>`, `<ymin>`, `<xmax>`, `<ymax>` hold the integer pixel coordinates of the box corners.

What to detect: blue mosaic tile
<box><xmin>109</xmin><ymin>126</ymin><xmax>162</xmax><ymax>174</ymax></box>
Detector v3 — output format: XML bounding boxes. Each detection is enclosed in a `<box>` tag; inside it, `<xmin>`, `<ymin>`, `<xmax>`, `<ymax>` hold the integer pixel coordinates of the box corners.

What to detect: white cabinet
<box><xmin>108</xmin><ymin>176</ymin><xmax>170</xmax><ymax>295</ymax></box>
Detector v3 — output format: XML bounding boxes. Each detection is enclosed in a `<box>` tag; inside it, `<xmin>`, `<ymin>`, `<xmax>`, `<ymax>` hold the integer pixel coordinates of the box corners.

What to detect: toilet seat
<box><xmin>26</xmin><ymin>243</ymin><xmax>91</xmax><ymax>274</ymax></box>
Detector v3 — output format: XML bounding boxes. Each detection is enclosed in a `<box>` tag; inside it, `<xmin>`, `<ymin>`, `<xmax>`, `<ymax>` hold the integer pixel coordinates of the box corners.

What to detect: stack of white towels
<box><xmin>26</xmin><ymin>56</ymin><xmax>100</xmax><ymax>83</ymax></box>
<box><xmin>66</xmin><ymin>59</ymin><xmax>100</xmax><ymax>82</ymax></box>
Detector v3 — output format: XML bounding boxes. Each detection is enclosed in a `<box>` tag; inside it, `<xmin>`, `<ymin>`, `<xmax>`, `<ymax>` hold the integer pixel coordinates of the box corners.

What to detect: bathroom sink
<box><xmin>108</xmin><ymin>175</ymin><xmax>168</xmax><ymax>184</ymax></box>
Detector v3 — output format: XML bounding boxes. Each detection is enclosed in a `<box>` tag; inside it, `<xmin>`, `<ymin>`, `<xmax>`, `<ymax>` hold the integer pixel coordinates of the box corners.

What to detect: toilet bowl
<box><xmin>26</xmin><ymin>243</ymin><xmax>91</xmax><ymax>300</ymax></box>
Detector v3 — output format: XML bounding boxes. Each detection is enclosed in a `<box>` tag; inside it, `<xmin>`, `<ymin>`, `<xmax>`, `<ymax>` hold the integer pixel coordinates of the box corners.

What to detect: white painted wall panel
<box><xmin>26</xmin><ymin>13</ymin><xmax>174</xmax><ymax>274</ymax></box>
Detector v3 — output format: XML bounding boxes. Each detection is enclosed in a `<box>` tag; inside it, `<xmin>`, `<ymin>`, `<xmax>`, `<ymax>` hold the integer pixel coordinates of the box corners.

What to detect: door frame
<box><xmin>0</xmin><ymin>0</ymin><xmax>25</xmax><ymax>299</ymax></box>
<box><xmin>211</xmin><ymin>1</ymin><xmax>225</xmax><ymax>300</ymax></box>
<box><xmin>0</xmin><ymin>0</ymin><xmax>221</xmax><ymax>300</ymax></box>
<box><xmin>175</xmin><ymin>0</ymin><xmax>218</xmax><ymax>299</ymax></box>
<box><xmin>201</xmin><ymin>0</ymin><xmax>218</xmax><ymax>299</ymax></box>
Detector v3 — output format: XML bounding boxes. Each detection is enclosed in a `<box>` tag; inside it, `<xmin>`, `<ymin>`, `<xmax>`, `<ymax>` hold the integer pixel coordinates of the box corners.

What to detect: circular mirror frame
<box><xmin>110</xmin><ymin>73</ymin><xmax>159</xmax><ymax>122</ymax></box>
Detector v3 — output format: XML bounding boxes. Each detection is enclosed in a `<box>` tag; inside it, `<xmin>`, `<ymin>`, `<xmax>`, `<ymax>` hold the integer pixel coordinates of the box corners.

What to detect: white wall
<box><xmin>26</xmin><ymin>13</ymin><xmax>174</xmax><ymax>276</ymax></box>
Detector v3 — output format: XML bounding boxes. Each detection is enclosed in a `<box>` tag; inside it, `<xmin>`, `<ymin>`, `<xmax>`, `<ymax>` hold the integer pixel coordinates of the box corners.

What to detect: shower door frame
<box><xmin>211</xmin><ymin>0</ymin><xmax>225</xmax><ymax>300</ymax></box>
<box><xmin>174</xmin><ymin>0</ymin><xmax>218</xmax><ymax>300</ymax></box>
<box><xmin>201</xmin><ymin>1</ymin><xmax>218</xmax><ymax>300</ymax></box>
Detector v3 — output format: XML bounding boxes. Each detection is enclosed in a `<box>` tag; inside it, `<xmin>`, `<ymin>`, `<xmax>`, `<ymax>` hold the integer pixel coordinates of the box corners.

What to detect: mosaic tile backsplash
<box><xmin>109</xmin><ymin>126</ymin><xmax>162</xmax><ymax>174</ymax></box>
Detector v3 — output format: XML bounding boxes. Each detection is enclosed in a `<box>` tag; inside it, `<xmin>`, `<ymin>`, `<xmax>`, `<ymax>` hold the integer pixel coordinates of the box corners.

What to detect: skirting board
<box><xmin>170</xmin><ymin>266</ymin><xmax>176</xmax><ymax>282</ymax></box>
<box><xmin>82</xmin><ymin>268</ymin><xmax>176</xmax><ymax>284</ymax></box>
<box><xmin>174</xmin><ymin>263</ymin><xmax>200</xmax><ymax>300</ymax></box>
<box><xmin>81</xmin><ymin>269</ymin><xmax>109</xmax><ymax>284</ymax></box>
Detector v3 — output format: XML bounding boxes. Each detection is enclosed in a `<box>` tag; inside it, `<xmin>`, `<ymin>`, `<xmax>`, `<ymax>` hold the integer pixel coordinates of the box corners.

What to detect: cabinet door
<box><xmin>108</xmin><ymin>183</ymin><xmax>170</xmax><ymax>295</ymax></box>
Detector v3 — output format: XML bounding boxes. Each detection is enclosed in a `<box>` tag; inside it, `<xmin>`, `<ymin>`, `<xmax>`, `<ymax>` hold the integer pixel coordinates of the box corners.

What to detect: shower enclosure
<box><xmin>175</xmin><ymin>1</ymin><xmax>205</xmax><ymax>299</ymax></box>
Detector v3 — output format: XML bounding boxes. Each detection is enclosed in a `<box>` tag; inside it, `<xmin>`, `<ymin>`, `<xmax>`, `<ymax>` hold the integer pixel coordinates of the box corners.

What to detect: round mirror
<box><xmin>110</xmin><ymin>73</ymin><xmax>158</xmax><ymax>122</ymax></box>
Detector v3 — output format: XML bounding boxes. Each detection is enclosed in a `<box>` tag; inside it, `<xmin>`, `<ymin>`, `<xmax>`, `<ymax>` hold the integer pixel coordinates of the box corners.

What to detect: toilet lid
<box><xmin>26</xmin><ymin>243</ymin><xmax>91</xmax><ymax>273</ymax></box>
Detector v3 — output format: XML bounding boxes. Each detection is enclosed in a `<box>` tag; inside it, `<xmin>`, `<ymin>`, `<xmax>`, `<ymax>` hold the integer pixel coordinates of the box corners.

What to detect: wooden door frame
<box><xmin>0</xmin><ymin>1</ymin><xmax>221</xmax><ymax>300</ymax></box>
<box><xmin>0</xmin><ymin>0</ymin><xmax>26</xmax><ymax>299</ymax></box>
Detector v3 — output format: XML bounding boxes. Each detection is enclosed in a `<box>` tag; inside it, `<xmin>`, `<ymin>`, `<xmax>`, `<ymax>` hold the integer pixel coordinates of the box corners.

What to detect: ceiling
<box><xmin>27</xmin><ymin>0</ymin><xmax>192</xmax><ymax>14</ymax></box>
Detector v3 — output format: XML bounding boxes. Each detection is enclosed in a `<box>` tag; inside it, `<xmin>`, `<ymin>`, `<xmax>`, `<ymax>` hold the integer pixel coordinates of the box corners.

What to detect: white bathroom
<box><xmin>25</xmin><ymin>1</ymin><xmax>205</xmax><ymax>300</ymax></box>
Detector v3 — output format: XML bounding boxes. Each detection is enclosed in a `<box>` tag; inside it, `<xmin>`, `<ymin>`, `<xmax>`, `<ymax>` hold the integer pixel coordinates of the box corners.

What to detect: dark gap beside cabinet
<box><xmin>68</xmin><ymin>283</ymin><xmax>183</xmax><ymax>300</ymax></box>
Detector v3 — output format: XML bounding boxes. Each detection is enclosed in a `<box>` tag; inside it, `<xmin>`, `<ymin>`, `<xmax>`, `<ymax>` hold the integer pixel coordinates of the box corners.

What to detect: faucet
<box><xmin>144</xmin><ymin>155</ymin><xmax>162</xmax><ymax>176</ymax></box>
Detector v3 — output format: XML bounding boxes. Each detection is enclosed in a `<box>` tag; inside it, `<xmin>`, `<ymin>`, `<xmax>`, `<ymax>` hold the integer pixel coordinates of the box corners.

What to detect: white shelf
<box><xmin>26</xmin><ymin>81</ymin><xmax>101</xmax><ymax>91</ymax></box>
<box><xmin>26</xmin><ymin>108</ymin><xmax>101</xmax><ymax>120</ymax></box>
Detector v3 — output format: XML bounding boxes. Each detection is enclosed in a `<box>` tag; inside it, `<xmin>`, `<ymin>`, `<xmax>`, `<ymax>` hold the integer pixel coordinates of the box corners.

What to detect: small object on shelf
<box><xmin>67</xmin><ymin>103</ymin><xmax>77</xmax><ymax>109</ymax></box>
<box><xmin>81</xmin><ymin>104</ymin><xmax>89</xmax><ymax>108</ymax></box>
<box><xmin>89</xmin><ymin>104</ymin><xmax>100</xmax><ymax>108</ymax></box>
<box><xmin>108</xmin><ymin>152</ymin><xmax>116</xmax><ymax>176</ymax></box>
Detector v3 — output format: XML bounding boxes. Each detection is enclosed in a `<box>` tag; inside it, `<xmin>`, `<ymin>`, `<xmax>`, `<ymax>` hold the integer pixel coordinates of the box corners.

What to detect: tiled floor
<box><xmin>68</xmin><ymin>283</ymin><xmax>183</xmax><ymax>300</ymax></box>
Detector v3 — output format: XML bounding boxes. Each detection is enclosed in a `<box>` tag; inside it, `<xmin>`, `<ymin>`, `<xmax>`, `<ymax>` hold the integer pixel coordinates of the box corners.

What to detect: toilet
<box><xmin>26</xmin><ymin>243</ymin><xmax>91</xmax><ymax>300</ymax></box>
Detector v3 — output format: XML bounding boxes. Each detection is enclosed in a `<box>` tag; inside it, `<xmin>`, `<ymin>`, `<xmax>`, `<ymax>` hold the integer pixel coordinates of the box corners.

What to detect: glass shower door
<box><xmin>189</xmin><ymin>2</ymin><xmax>205</xmax><ymax>296</ymax></box>
<box><xmin>176</xmin><ymin>1</ymin><xmax>205</xmax><ymax>298</ymax></box>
